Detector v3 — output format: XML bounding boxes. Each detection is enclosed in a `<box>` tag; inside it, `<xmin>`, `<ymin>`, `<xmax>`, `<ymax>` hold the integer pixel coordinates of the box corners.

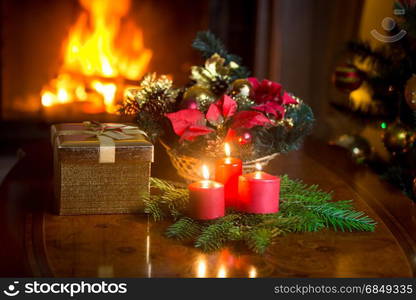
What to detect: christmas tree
<box><xmin>331</xmin><ymin>1</ymin><xmax>416</xmax><ymax>201</ymax></box>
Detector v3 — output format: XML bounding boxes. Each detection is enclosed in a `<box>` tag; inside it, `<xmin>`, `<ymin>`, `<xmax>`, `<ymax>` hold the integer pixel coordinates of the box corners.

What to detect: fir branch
<box><xmin>192</xmin><ymin>31</ymin><xmax>250</xmax><ymax>79</ymax></box>
<box><xmin>144</xmin><ymin>177</ymin><xmax>377</xmax><ymax>253</ymax></box>
<box><xmin>280</xmin><ymin>175</ymin><xmax>332</xmax><ymax>204</ymax></box>
<box><xmin>143</xmin><ymin>195</ymin><xmax>165</xmax><ymax>222</ymax></box>
<box><xmin>194</xmin><ymin>214</ymin><xmax>240</xmax><ymax>252</ymax></box>
<box><xmin>166</xmin><ymin>217</ymin><xmax>202</xmax><ymax>240</ymax></box>
<box><xmin>347</xmin><ymin>41</ymin><xmax>391</xmax><ymax>70</ymax></box>
<box><xmin>192</xmin><ymin>31</ymin><xmax>241</xmax><ymax>64</ymax></box>
<box><xmin>252</xmin><ymin>102</ymin><xmax>314</xmax><ymax>157</ymax></box>
<box><xmin>143</xmin><ymin>178</ymin><xmax>189</xmax><ymax>221</ymax></box>
<box><xmin>244</xmin><ymin>228</ymin><xmax>278</xmax><ymax>254</ymax></box>
<box><xmin>195</xmin><ymin>222</ymin><xmax>232</xmax><ymax>252</ymax></box>
<box><xmin>307</xmin><ymin>202</ymin><xmax>376</xmax><ymax>232</ymax></box>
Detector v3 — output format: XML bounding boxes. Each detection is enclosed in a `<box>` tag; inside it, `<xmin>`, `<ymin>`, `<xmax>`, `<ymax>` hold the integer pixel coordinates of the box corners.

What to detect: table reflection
<box><xmin>196</xmin><ymin>256</ymin><xmax>207</xmax><ymax>278</ymax></box>
<box><xmin>146</xmin><ymin>216</ymin><xmax>152</xmax><ymax>278</ymax></box>
<box><xmin>192</xmin><ymin>249</ymin><xmax>259</xmax><ymax>278</ymax></box>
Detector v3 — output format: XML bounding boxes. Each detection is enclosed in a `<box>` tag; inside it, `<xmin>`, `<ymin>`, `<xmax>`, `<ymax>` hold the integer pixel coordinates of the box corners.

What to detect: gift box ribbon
<box><xmin>53</xmin><ymin>121</ymin><xmax>148</xmax><ymax>163</ymax></box>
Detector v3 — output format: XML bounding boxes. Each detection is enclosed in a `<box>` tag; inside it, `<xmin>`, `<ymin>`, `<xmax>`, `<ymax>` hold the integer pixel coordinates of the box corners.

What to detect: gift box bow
<box><xmin>53</xmin><ymin>121</ymin><xmax>148</xmax><ymax>163</ymax></box>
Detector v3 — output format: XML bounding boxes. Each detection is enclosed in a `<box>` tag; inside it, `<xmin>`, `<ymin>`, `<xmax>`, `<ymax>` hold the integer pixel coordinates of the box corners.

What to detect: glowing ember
<box><xmin>41</xmin><ymin>0</ymin><xmax>152</xmax><ymax>113</ymax></box>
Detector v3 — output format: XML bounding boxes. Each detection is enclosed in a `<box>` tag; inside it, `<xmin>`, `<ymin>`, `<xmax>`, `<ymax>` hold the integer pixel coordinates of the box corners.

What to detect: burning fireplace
<box><xmin>40</xmin><ymin>0</ymin><xmax>153</xmax><ymax>116</ymax></box>
<box><xmin>3</xmin><ymin>0</ymin><xmax>258</xmax><ymax>123</ymax></box>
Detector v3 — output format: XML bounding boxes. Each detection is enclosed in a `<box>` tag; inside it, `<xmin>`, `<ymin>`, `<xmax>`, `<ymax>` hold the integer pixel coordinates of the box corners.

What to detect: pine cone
<box><xmin>210</xmin><ymin>77</ymin><xmax>230</xmax><ymax>95</ymax></box>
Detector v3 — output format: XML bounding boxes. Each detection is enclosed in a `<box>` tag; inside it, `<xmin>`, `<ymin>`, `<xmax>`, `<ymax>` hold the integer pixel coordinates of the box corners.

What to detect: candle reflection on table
<box><xmin>196</xmin><ymin>255</ymin><xmax>207</xmax><ymax>278</ymax></box>
<box><xmin>146</xmin><ymin>215</ymin><xmax>152</xmax><ymax>278</ymax></box>
<box><xmin>217</xmin><ymin>265</ymin><xmax>227</xmax><ymax>278</ymax></box>
<box><xmin>192</xmin><ymin>250</ymin><xmax>262</xmax><ymax>278</ymax></box>
<box><xmin>249</xmin><ymin>266</ymin><xmax>257</xmax><ymax>278</ymax></box>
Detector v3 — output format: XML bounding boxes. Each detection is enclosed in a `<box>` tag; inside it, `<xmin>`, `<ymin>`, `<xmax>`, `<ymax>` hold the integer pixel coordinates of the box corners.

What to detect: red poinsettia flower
<box><xmin>206</xmin><ymin>95</ymin><xmax>237</xmax><ymax>126</ymax></box>
<box><xmin>230</xmin><ymin>111</ymin><xmax>272</xmax><ymax>129</ymax></box>
<box><xmin>252</xmin><ymin>101</ymin><xmax>286</xmax><ymax>119</ymax></box>
<box><xmin>282</xmin><ymin>91</ymin><xmax>298</xmax><ymax>105</ymax></box>
<box><xmin>165</xmin><ymin>109</ymin><xmax>214</xmax><ymax>141</ymax></box>
<box><xmin>248</xmin><ymin>77</ymin><xmax>283</xmax><ymax>104</ymax></box>
<box><xmin>248</xmin><ymin>78</ymin><xmax>299</xmax><ymax>106</ymax></box>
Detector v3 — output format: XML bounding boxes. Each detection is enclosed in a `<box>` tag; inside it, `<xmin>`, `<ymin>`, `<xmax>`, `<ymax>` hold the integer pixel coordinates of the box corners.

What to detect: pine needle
<box><xmin>245</xmin><ymin>228</ymin><xmax>278</xmax><ymax>254</ymax></box>
<box><xmin>307</xmin><ymin>203</ymin><xmax>377</xmax><ymax>232</ymax></box>
<box><xmin>144</xmin><ymin>176</ymin><xmax>377</xmax><ymax>253</ymax></box>
<box><xmin>166</xmin><ymin>217</ymin><xmax>202</xmax><ymax>240</ymax></box>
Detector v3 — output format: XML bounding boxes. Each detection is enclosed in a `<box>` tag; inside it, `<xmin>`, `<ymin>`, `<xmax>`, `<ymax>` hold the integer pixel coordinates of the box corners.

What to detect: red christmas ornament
<box><xmin>181</xmin><ymin>99</ymin><xmax>199</xmax><ymax>110</ymax></box>
<box><xmin>237</xmin><ymin>131</ymin><xmax>252</xmax><ymax>145</ymax></box>
<box><xmin>333</xmin><ymin>64</ymin><xmax>363</xmax><ymax>93</ymax></box>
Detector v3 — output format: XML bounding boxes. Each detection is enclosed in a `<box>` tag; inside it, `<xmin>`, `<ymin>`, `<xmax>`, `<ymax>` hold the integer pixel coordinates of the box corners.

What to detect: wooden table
<box><xmin>1</xmin><ymin>140</ymin><xmax>415</xmax><ymax>277</ymax></box>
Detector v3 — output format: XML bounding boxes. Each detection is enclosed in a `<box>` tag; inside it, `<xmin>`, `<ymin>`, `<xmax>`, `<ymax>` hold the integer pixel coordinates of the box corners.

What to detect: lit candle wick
<box><xmin>201</xmin><ymin>165</ymin><xmax>210</xmax><ymax>188</ymax></box>
<box><xmin>224</xmin><ymin>143</ymin><xmax>231</xmax><ymax>164</ymax></box>
<box><xmin>254</xmin><ymin>163</ymin><xmax>262</xmax><ymax>179</ymax></box>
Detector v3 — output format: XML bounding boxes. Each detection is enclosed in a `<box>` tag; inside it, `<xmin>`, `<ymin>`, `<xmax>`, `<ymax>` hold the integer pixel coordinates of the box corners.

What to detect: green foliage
<box><xmin>245</xmin><ymin>228</ymin><xmax>278</xmax><ymax>254</ymax></box>
<box><xmin>192</xmin><ymin>31</ymin><xmax>250</xmax><ymax>79</ymax></box>
<box><xmin>144</xmin><ymin>176</ymin><xmax>377</xmax><ymax>254</ymax></box>
<box><xmin>192</xmin><ymin>31</ymin><xmax>241</xmax><ymax>65</ymax></box>
<box><xmin>339</xmin><ymin>3</ymin><xmax>416</xmax><ymax>202</ymax></box>
<box><xmin>166</xmin><ymin>217</ymin><xmax>202</xmax><ymax>240</ymax></box>
<box><xmin>307</xmin><ymin>202</ymin><xmax>376</xmax><ymax>232</ymax></box>
<box><xmin>195</xmin><ymin>221</ymin><xmax>235</xmax><ymax>252</ymax></box>
<box><xmin>143</xmin><ymin>177</ymin><xmax>189</xmax><ymax>221</ymax></box>
<box><xmin>252</xmin><ymin>102</ymin><xmax>315</xmax><ymax>156</ymax></box>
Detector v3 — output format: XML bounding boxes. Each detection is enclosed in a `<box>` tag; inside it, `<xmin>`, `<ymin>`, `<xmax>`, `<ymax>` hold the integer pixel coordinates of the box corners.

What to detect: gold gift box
<box><xmin>51</xmin><ymin>123</ymin><xmax>154</xmax><ymax>215</ymax></box>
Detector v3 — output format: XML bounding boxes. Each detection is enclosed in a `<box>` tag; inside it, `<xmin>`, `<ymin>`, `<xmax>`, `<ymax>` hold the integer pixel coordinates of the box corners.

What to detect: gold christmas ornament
<box><xmin>404</xmin><ymin>74</ymin><xmax>416</xmax><ymax>110</ymax></box>
<box><xmin>331</xmin><ymin>134</ymin><xmax>372</xmax><ymax>163</ymax></box>
<box><xmin>190</xmin><ymin>53</ymin><xmax>237</xmax><ymax>95</ymax></box>
<box><xmin>229</xmin><ymin>79</ymin><xmax>252</xmax><ymax>97</ymax></box>
<box><xmin>182</xmin><ymin>85</ymin><xmax>216</xmax><ymax>111</ymax></box>
<box><xmin>382</xmin><ymin>122</ymin><xmax>415</xmax><ymax>154</ymax></box>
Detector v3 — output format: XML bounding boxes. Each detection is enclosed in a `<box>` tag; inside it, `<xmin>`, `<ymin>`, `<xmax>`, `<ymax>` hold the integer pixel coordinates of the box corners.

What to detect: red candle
<box><xmin>189</xmin><ymin>165</ymin><xmax>225</xmax><ymax>220</ymax></box>
<box><xmin>215</xmin><ymin>143</ymin><xmax>243</xmax><ymax>209</ymax></box>
<box><xmin>238</xmin><ymin>164</ymin><xmax>280</xmax><ymax>213</ymax></box>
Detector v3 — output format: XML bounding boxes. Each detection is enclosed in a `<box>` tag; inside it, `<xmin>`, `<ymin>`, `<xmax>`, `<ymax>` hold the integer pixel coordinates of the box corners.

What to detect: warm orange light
<box><xmin>202</xmin><ymin>165</ymin><xmax>210</xmax><ymax>180</ymax></box>
<box><xmin>41</xmin><ymin>91</ymin><xmax>55</xmax><ymax>107</ymax></box>
<box><xmin>255</xmin><ymin>163</ymin><xmax>262</xmax><ymax>179</ymax></box>
<box><xmin>249</xmin><ymin>266</ymin><xmax>257</xmax><ymax>278</ymax></box>
<box><xmin>196</xmin><ymin>256</ymin><xmax>207</xmax><ymax>278</ymax></box>
<box><xmin>224</xmin><ymin>143</ymin><xmax>231</xmax><ymax>157</ymax></box>
<box><xmin>40</xmin><ymin>0</ymin><xmax>152</xmax><ymax>113</ymax></box>
<box><xmin>217</xmin><ymin>266</ymin><xmax>227</xmax><ymax>278</ymax></box>
<box><xmin>224</xmin><ymin>143</ymin><xmax>232</xmax><ymax>164</ymax></box>
<box><xmin>91</xmin><ymin>81</ymin><xmax>117</xmax><ymax>113</ymax></box>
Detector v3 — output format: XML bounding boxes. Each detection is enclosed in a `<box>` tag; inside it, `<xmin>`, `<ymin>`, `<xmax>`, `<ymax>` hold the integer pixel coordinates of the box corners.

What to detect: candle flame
<box><xmin>255</xmin><ymin>163</ymin><xmax>262</xmax><ymax>171</ymax></box>
<box><xmin>224</xmin><ymin>143</ymin><xmax>231</xmax><ymax>157</ymax></box>
<box><xmin>249</xmin><ymin>266</ymin><xmax>257</xmax><ymax>278</ymax></box>
<box><xmin>202</xmin><ymin>165</ymin><xmax>210</xmax><ymax>180</ymax></box>
<box><xmin>254</xmin><ymin>163</ymin><xmax>262</xmax><ymax>179</ymax></box>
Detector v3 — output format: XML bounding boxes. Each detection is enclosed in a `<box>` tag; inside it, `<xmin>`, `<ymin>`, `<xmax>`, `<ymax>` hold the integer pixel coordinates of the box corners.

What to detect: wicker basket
<box><xmin>160</xmin><ymin>139</ymin><xmax>278</xmax><ymax>182</ymax></box>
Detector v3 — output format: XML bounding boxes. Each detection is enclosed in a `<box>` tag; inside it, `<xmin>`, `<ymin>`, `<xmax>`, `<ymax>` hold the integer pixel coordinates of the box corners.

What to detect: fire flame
<box><xmin>254</xmin><ymin>163</ymin><xmax>262</xmax><ymax>179</ymax></box>
<box><xmin>41</xmin><ymin>0</ymin><xmax>152</xmax><ymax>113</ymax></box>
<box><xmin>224</xmin><ymin>143</ymin><xmax>231</xmax><ymax>157</ymax></box>
<box><xmin>202</xmin><ymin>165</ymin><xmax>210</xmax><ymax>180</ymax></box>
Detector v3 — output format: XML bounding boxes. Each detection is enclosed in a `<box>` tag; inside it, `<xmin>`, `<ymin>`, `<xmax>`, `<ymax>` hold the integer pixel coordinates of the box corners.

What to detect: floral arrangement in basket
<box><xmin>121</xmin><ymin>32</ymin><xmax>314</xmax><ymax>181</ymax></box>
